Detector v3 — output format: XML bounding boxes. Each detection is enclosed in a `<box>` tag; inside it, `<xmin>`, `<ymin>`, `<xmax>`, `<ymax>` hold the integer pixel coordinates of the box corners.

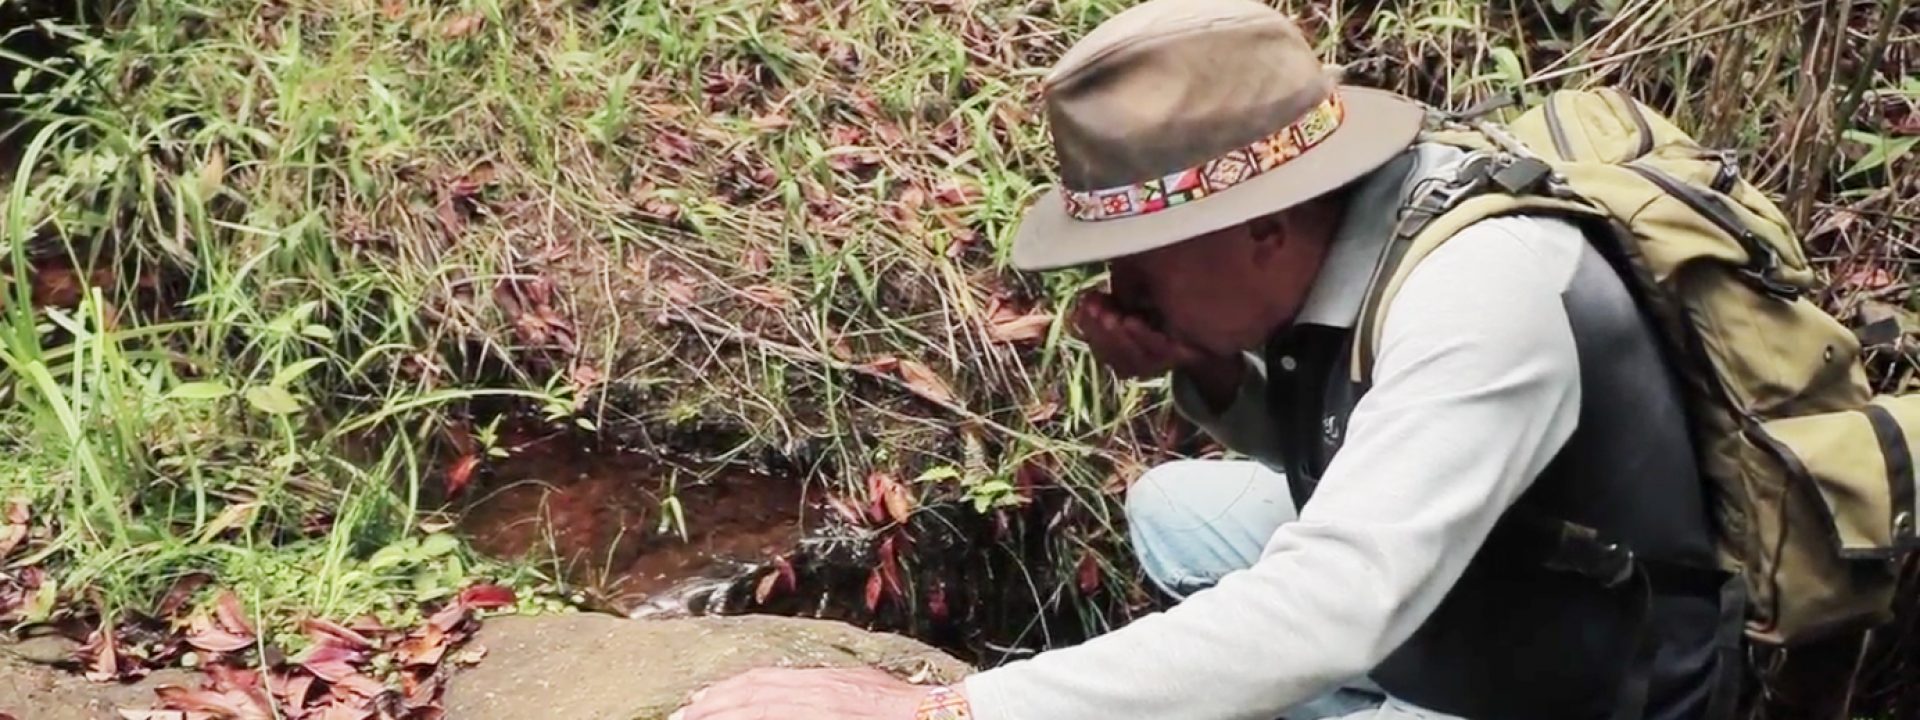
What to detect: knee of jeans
<box><xmin>1124</xmin><ymin>460</ymin><xmax>1213</xmax><ymax>534</ymax></box>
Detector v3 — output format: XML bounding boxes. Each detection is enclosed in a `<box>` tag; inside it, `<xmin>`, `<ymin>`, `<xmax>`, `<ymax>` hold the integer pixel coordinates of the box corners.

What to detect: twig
<box><xmin>1793</xmin><ymin>0</ymin><xmax>1904</xmax><ymax>228</ymax></box>
<box><xmin>1523</xmin><ymin>2</ymin><xmax>1822</xmax><ymax>86</ymax></box>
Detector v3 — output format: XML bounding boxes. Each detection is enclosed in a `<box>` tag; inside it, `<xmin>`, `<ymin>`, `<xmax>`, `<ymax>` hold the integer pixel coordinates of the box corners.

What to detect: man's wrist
<box><xmin>914</xmin><ymin>685</ymin><xmax>973</xmax><ymax>720</ymax></box>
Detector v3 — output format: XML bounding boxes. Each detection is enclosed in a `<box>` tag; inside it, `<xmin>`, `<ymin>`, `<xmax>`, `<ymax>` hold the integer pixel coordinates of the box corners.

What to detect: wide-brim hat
<box><xmin>1010</xmin><ymin>0</ymin><xmax>1428</xmax><ymax>271</ymax></box>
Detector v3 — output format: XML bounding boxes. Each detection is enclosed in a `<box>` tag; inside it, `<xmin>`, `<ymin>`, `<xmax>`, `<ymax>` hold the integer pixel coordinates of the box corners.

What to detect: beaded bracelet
<box><xmin>914</xmin><ymin>686</ymin><xmax>974</xmax><ymax>720</ymax></box>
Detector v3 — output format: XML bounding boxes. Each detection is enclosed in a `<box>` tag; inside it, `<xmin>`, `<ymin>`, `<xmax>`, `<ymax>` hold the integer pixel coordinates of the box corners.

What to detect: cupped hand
<box><xmin>670</xmin><ymin>667</ymin><xmax>936</xmax><ymax>720</ymax></box>
<box><xmin>1070</xmin><ymin>290</ymin><xmax>1218</xmax><ymax>379</ymax></box>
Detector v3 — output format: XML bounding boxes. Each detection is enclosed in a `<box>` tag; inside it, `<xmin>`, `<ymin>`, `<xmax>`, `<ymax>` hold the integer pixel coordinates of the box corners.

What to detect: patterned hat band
<box><xmin>1062</xmin><ymin>91</ymin><xmax>1346</xmax><ymax>222</ymax></box>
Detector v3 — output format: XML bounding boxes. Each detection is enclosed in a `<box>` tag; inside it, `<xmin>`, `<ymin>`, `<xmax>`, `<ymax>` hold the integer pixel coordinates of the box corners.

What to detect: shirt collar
<box><xmin>1292</xmin><ymin>142</ymin><xmax>1472</xmax><ymax>329</ymax></box>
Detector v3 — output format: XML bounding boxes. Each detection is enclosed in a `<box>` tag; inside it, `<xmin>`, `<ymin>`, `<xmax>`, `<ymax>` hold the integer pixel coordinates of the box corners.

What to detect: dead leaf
<box><xmin>213</xmin><ymin>592</ymin><xmax>253</xmax><ymax>637</ymax></box>
<box><xmin>299</xmin><ymin>644</ymin><xmax>365</xmax><ymax>683</ymax></box>
<box><xmin>184</xmin><ymin>617</ymin><xmax>253</xmax><ymax>653</ymax></box>
<box><xmin>896</xmin><ymin>360</ymin><xmax>957</xmax><ymax>406</ymax></box>
<box><xmin>154</xmin><ymin>684</ymin><xmax>272</xmax><ymax>720</ymax></box>
<box><xmin>0</xmin><ymin>500</ymin><xmax>26</xmax><ymax>560</ymax></box>
<box><xmin>863</xmin><ymin>356</ymin><xmax>900</xmax><ymax>374</ymax></box>
<box><xmin>1077</xmin><ymin>553</ymin><xmax>1102</xmax><ymax>594</ymax></box>
<box><xmin>302</xmin><ymin>618</ymin><xmax>375</xmax><ymax>652</ymax></box>
<box><xmin>155</xmin><ymin>573</ymin><xmax>214</xmax><ymax>619</ymax></box>
<box><xmin>444</xmin><ymin>455</ymin><xmax>480</xmax><ymax>498</ymax></box>
<box><xmin>883</xmin><ymin>482</ymin><xmax>914</xmax><ymax>525</ymax></box>
<box><xmin>441</xmin><ymin>12</ymin><xmax>483</xmax><ymax>38</ymax></box>
<box><xmin>932</xmin><ymin>179</ymin><xmax>979</xmax><ymax>206</ymax></box>
<box><xmin>653</xmin><ymin>131</ymin><xmax>696</xmax><ymax>163</ymax></box>
<box><xmin>1842</xmin><ymin>266</ymin><xmax>1894</xmax><ymax>291</ymax></box>
<box><xmin>427</xmin><ymin>599</ymin><xmax>468</xmax><ymax>634</ymax></box>
<box><xmin>82</xmin><ymin>626</ymin><xmax>122</xmax><ymax>682</ymax></box>
<box><xmin>394</xmin><ymin>627</ymin><xmax>449</xmax><ymax>668</ymax></box>
<box><xmin>332</xmin><ymin>672</ymin><xmax>390</xmax><ymax>699</ymax></box>
<box><xmin>988</xmin><ymin>312</ymin><xmax>1053</xmax><ymax>345</ymax></box>
<box><xmin>456</xmin><ymin>584</ymin><xmax>516</xmax><ymax>610</ymax></box>
<box><xmin>661</xmin><ymin>276</ymin><xmax>698</xmax><ymax>306</ymax></box>
<box><xmin>381</xmin><ymin>0</ymin><xmax>406</xmax><ymax>19</ymax></box>
<box><xmin>320</xmin><ymin>702</ymin><xmax>375</xmax><ymax>720</ymax></box>
<box><xmin>863</xmin><ymin>568</ymin><xmax>885</xmax><ymax>611</ymax></box>
<box><xmin>1024</xmin><ymin>401</ymin><xmax>1059</xmax><ymax>424</ymax></box>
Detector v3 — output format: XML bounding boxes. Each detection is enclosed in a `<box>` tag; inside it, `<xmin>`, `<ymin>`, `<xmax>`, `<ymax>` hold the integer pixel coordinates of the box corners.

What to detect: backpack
<box><xmin>1351</xmin><ymin>87</ymin><xmax>1916</xmax><ymax>653</ymax></box>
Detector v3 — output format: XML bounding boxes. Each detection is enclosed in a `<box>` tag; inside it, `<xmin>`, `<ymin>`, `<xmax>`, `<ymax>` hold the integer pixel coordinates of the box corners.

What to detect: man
<box><xmin>674</xmin><ymin>0</ymin><xmax>1734</xmax><ymax>718</ymax></box>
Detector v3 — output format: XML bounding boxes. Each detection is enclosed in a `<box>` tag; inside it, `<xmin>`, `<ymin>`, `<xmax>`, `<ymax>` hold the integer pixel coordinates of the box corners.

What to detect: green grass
<box><xmin>0</xmin><ymin>0</ymin><xmax>1913</xmax><ymax>697</ymax></box>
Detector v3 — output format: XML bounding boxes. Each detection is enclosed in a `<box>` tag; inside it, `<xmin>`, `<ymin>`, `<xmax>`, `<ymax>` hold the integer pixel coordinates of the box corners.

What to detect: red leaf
<box><xmin>214</xmin><ymin>591</ymin><xmax>254</xmax><ymax>637</ymax></box>
<box><xmin>427</xmin><ymin>601</ymin><xmax>468</xmax><ymax>633</ymax></box>
<box><xmin>155</xmin><ymin>685</ymin><xmax>272</xmax><ymax>720</ymax></box>
<box><xmin>4</xmin><ymin>498</ymin><xmax>26</xmax><ymax>525</ymax></box>
<box><xmin>277</xmin><ymin>673</ymin><xmax>317</xmax><ymax>711</ymax></box>
<box><xmin>302</xmin><ymin>618</ymin><xmax>375</xmax><ymax>652</ymax></box>
<box><xmin>754</xmin><ymin>571</ymin><xmax>780</xmax><ymax>605</ymax></box>
<box><xmin>1077</xmin><ymin>553</ymin><xmax>1102</xmax><ymax>595</ymax></box>
<box><xmin>185</xmin><ymin>622</ymin><xmax>254</xmax><ymax>653</ymax></box>
<box><xmin>773</xmin><ymin>555</ymin><xmax>797</xmax><ymax>592</ymax></box>
<box><xmin>444</xmin><ymin>455</ymin><xmax>480</xmax><ymax>498</ymax></box>
<box><xmin>395</xmin><ymin>626</ymin><xmax>449</xmax><ymax>667</ymax></box>
<box><xmin>863</xmin><ymin>569</ymin><xmax>885</xmax><ymax>612</ymax></box>
<box><xmin>299</xmin><ymin>644</ymin><xmax>366</xmax><ymax>682</ymax></box>
<box><xmin>456</xmin><ymin>584</ymin><xmax>516</xmax><ymax>610</ymax></box>
<box><xmin>320</xmin><ymin>702</ymin><xmax>375</xmax><ymax>720</ymax></box>
<box><xmin>332</xmin><ymin>672</ymin><xmax>391</xmax><ymax>699</ymax></box>
<box><xmin>117</xmin><ymin>711</ymin><xmax>216</xmax><ymax>720</ymax></box>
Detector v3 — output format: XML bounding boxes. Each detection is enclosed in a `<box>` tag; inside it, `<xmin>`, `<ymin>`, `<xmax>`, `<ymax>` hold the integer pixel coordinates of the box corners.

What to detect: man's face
<box><xmin>1103</xmin><ymin>201</ymin><xmax>1337</xmax><ymax>356</ymax></box>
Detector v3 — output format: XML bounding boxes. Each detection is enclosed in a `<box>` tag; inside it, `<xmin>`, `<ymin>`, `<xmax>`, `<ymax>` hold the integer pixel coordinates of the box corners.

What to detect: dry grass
<box><xmin>0</xmin><ymin>0</ymin><xmax>1915</xmax><ymax>710</ymax></box>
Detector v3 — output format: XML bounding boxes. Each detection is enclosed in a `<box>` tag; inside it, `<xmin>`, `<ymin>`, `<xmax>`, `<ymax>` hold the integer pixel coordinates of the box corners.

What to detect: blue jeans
<box><xmin>1126</xmin><ymin>460</ymin><xmax>1442</xmax><ymax>720</ymax></box>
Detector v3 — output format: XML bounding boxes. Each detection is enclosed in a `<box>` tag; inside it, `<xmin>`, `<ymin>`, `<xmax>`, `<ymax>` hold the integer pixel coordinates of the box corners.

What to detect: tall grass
<box><xmin>0</xmin><ymin>0</ymin><xmax>1912</xmax><ymax>695</ymax></box>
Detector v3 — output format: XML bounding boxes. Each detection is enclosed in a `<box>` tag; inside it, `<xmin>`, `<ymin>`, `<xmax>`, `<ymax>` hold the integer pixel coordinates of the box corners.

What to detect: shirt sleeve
<box><xmin>961</xmin><ymin>217</ymin><xmax>1586</xmax><ymax>720</ymax></box>
<box><xmin>1170</xmin><ymin>355</ymin><xmax>1288</xmax><ymax>470</ymax></box>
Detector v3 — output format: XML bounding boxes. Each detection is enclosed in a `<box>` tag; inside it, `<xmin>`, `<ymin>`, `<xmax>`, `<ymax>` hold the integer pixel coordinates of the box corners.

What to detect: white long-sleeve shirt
<box><xmin>963</xmin><ymin>145</ymin><xmax>1591</xmax><ymax>720</ymax></box>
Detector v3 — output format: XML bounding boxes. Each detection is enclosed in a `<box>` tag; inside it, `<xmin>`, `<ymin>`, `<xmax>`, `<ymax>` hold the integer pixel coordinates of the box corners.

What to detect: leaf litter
<box><xmin>114</xmin><ymin>583</ymin><xmax>516</xmax><ymax>720</ymax></box>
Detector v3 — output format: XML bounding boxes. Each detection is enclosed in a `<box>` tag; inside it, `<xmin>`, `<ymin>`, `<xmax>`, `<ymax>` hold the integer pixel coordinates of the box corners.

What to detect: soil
<box><xmin>440</xmin><ymin>613</ymin><xmax>971</xmax><ymax>720</ymax></box>
<box><xmin>0</xmin><ymin>652</ymin><xmax>196</xmax><ymax>720</ymax></box>
<box><xmin>454</xmin><ymin>433</ymin><xmax>816</xmax><ymax>616</ymax></box>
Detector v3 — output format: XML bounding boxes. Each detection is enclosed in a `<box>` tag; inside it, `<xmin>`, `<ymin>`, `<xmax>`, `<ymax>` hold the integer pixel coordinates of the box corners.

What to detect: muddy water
<box><xmin>454</xmin><ymin>434</ymin><xmax>812</xmax><ymax>616</ymax></box>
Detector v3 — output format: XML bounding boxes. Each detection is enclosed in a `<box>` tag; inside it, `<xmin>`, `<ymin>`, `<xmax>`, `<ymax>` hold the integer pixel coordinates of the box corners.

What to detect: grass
<box><xmin>0</xmin><ymin>0</ymin><xmax>1915</xmax><ymax>710</ymax></box>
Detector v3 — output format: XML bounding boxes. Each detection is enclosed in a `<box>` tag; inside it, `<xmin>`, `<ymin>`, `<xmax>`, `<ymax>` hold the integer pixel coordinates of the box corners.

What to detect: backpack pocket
<box><xmin>1757</xmin><ymin>397</ymin><xmax>1920</xmax><ymax>559</ymax></box>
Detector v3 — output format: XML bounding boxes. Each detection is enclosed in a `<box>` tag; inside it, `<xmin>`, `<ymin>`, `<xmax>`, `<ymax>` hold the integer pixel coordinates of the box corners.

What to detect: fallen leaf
<box><xmin>932</xmin><ymin>179</ymin><xmax>979</xmax><ymax>206</ymax></box>
<box><xmin>213</xmin><ymin>591</ymin><xmax>254</xmax><ymax>637</ymax></box>
<box><xmin>320</xmin><ymin>703</ymin><xmax>375</xmax><ymax>720</ymax></box>
<box><xmin>896</xmin><ymin>360</ymin><xmax>957</xmax><ymax>406</ymax></box>
<box><xmin>456</xmin><ymin>584</ymin><xmax>516</xmax><ymax>610</ymax></box>
<box><xmin>863</xmin><ymin>356</ymin><xmax>901</xmax><ymax>374</ymax></box>
<box><xmin>4</xmin><ymin>499</ymin><xmax>25</xmax><ymax>525</ymax></box>
<box><xmin>1843</xmin><ymin>266</ymin><xmax>1895</xmax><ymax>291</ymax></box>
<box><xmin>393</xmin><ymin>627</ymin><xmax>449</xmax><ymax>668</ymax></box>
<box><xmin>82</xmin><ymin>626</ymin><xmax>122</xmax><ymax>682</ymax></box>
<box><xmin>1024</xmin><ymin>401</ymin><xmax>1059</xmax><ymax>424</ymax></box>
<box><xmin>443</xmin><ymin>455</ymin><xmax>480</xmax><ymax>498</ymax></box>
<box><xmin>653</xmin><ymin>131</ymin><xmax>696</xmax><ymax>163</ymax></box>
<box><xmin>427</xmin><ymin>601</ymin><xmax>468</xmax><ymax>634</ymax></box>
<box><xmin>988</xmin><ymin>312</ymin><xmax>1053</xmax><ymax>344</ymax></box>
<box><xmin>441</xmin><ymin>12</ymin><xmax>483</xmax><ymax>38</ymax></box>
<box><xmin>332</xmin><ymin>672</ymin><xmax>390</xmax><ymax>699</ymax></box>
<box><xmin>184</xmin><ymin>618</ymin><xmax>253</xmax><ymax>653</ymax></box>
<box><xmin>302</xmin><ymin>618</ymin><xmax>375</xmax><ymax>652</ymax></box>
<box><xmin>381</xmin><ymin>0</ymin><xmax>405</xmax><ymax>19</ymax></box>
<box><xmin>863</xmin><ymin>568</ymin><xmax>885</xmax><ymax>611</ymax></box>
<box><xmin>883</xmin><ymin>482</ymin><xmax>914</xmax><ymax>525</ymax></box>
<box><xmin>154</xmin><ymin>685</ymin><xmax>272</xmax><ymax>720</ymax></box>
<box><xmin>299</xmin><ymin>644</ymin><xmax>365</xmax><ymax>683</ymax></box>
<box><xmin>661</xmin><ymin>276</ymin><xmax>698</xmax><ymax>306</ymax></box>
<box><xmin>277</xmin><ymin>673</ymin><xmax>317</xmax><ymax>711</ymax></box>
<box><xmin>743</xmin><ymin>246</ymin><xmax>771</xmax><ymax>274</ymax></box>
<box><xmin>1077</xmin><ymin>553</ymin><xmax>1102</xmax><ymax>595</ymax></box>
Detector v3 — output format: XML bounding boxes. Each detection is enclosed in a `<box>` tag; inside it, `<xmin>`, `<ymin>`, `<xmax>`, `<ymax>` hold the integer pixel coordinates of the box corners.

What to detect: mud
<box><xmin>454</xmin><ymin>432</ymin><xmax>815</xmax><ymax>617</ymax></box>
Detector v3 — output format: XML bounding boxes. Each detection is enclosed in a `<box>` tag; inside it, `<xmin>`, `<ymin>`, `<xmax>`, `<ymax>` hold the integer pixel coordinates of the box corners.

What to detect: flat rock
<box><xmin>444</xmin><ymin>613</ymin><xmax>973</xmax><ymax>720</ymax></box>
<box><xmin>0</xmin><ymin>654</ymin><xmax>196</xmax><ymax>720</ymax></box>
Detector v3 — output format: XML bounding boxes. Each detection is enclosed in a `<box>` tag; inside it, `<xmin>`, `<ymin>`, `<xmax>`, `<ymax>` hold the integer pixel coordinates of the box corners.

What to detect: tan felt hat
<box><xmin>1010</xmin><ymin>0</ymin><xmax>1428</xmax><ymax>271</ymax></box>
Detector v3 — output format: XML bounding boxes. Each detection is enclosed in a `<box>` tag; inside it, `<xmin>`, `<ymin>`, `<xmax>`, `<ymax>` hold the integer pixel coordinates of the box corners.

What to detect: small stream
<box><xmin>452</xmin><ymin>433</ymin><xmax>815</xmax><ymax>618</ymax></box>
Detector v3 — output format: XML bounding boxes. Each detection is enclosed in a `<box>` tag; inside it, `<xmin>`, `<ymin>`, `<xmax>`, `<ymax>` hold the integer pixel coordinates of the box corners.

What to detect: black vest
<box><xmin>1266</xmin><ymin>239</ymin><xmax>1736</xmax><ymax>720</ymax></box>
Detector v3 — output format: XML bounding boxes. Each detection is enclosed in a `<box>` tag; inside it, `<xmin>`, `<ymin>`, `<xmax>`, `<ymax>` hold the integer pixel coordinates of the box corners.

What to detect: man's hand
<box><xmin>669</xmin><ymin>667</ymin><xmax>939</xmax><ymax>720</ymax></box>
<box><xmin>1071</xmin><ymin>291</ymin><xmax>1244</xmax><ymax>409</ymax></box>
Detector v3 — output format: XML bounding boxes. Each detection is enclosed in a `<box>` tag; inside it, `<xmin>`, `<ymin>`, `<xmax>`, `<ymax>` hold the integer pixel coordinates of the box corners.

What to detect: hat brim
<box><xmin>1009</xmin><ymin>86</ymin><xmax>1427</xmax><ymax>272</ymax></box>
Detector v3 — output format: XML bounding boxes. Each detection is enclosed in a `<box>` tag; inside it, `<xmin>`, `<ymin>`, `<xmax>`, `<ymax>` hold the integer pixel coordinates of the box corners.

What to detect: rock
<box><xmin>0</xmin><ymin>654</ymin><xmax>197</xmax><ymax>720</ymax></box>
<box><xmin>443</xmin><ymin>613</ymin><xmax>973</xmax><ymax>720</ymax></box>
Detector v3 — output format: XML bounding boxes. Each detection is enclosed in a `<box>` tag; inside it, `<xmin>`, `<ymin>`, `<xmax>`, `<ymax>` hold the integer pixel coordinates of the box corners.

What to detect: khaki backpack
<box><xmin>1352</xmin><ymin>87</ymin><xmax>1917</xmax><ymax>650</ymax></box>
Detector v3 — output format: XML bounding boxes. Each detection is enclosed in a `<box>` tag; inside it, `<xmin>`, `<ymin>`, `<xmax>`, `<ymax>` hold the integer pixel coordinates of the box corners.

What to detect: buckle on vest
<box><xmin>1543</xmin><ymin>521</ymin><xmax>1639</xmax><ymax>589</ymax></box>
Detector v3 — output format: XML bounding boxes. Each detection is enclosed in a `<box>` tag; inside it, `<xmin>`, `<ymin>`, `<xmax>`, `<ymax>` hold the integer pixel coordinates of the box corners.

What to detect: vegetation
<box><xmin>0</xmin><ymin>0</ymin><xmax>1913</xmax><ymax>714</ymax></box>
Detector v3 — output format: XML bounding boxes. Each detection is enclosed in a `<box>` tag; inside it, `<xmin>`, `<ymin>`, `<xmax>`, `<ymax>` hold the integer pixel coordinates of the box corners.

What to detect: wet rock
<box><xmin>443</xmin><ymin>613</ymin><xmax>973</xmax><ymax>720</ymax></box>
<box><xmin>0</xmin><ymin>653</ymin><xmax>196</xmax><ymax>720</ymax></box>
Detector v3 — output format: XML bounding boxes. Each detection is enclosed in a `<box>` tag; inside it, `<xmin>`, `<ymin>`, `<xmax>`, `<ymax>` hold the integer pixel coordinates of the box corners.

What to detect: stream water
<box><xmin>453</xmin><ymin>433</ymin><xmax>814</xmax><ymax>617</ymax></box>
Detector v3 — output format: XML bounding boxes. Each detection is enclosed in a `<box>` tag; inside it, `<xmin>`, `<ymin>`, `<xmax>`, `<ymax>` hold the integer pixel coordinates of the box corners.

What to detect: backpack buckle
<box><xmin>1739</xmin><ymin>243</ymin><xmax>1802</xmax><ymax>300</ymax></box>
